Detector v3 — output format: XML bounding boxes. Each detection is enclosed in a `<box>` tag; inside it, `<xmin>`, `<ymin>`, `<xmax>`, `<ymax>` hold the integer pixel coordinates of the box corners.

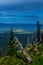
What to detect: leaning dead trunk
<box><xmin>14</xmin><ymin>37</ymin><xmax>32</xmax><ymax>62</ymax></box>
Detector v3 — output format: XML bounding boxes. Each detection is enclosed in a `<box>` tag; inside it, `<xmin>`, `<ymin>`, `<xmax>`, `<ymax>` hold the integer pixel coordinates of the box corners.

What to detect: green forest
<box><xmin>0</xmin><ymin>22</ymin><xmax>43</xmax><ymax>65</ymax></box>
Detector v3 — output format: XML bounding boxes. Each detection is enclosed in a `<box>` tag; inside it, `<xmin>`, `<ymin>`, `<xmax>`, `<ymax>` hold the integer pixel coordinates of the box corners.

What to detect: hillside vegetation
<box><xmin>0</xmin><ymin>44</ymin><xmax>43</xmax><ymax>65</ymax></box>
<box><xmin>0</xmin><ymin>22</ymin><xmax>43</xmax><ymax>65</ymax></box>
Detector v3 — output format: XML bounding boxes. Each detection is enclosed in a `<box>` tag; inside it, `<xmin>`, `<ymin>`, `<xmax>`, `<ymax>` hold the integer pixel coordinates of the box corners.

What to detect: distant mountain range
<box><xmin>0</xmin><ymin>23</ymin><xmax>43</xmax><ymax>33</ymax></box>
<box><xmin>0</xmin><ymin>23</ymin><xmax>43</xmax><ymax>54</ymax></box>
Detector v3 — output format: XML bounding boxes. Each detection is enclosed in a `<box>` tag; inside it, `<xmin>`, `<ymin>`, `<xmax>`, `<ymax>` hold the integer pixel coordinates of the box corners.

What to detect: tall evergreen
<box><xmin>6</xmin><ymin>28</ymin><xmax>16</xmax><ymax>56</ymax></box>
<box><xmin>37</xmin><ymin>21</ymin><xmax>41</xmax><ymax>42</ymax></box>
<box><xmin>8</xmin><ymin>28</ymin><xmax>14</xmax><ymax>48</ymax></box>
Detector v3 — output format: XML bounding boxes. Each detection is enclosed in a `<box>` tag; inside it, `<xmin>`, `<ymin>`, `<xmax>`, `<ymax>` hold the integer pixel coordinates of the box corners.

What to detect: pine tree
<box><xmin>37</xmin><ymin>21</ymin><xmax>41</xmax><ymax>42</ymax></box>
<box><xmin>8</xmin><ymin>28</ymin><xmax>14</xmax><ymax>48</ymax></box>
<box><xmin>6</xmin><ymin>28</ymin><xmax>17</xmax><ymax>56</ymax></box>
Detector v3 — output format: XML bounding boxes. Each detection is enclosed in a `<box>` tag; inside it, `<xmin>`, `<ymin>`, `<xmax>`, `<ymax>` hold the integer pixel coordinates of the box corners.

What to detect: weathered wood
<box><xmin>14</xmin><ymin>37</ymin><xmax>32</xmax><ymax>62</ymax></box>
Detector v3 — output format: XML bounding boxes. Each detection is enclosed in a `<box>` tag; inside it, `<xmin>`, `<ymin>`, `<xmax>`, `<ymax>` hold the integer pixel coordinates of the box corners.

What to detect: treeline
<box><xmin>0</xmin><ymin>21</ymin><xmax>43</xmax><ymax>57</ymax></box>
<box><xmin>31</xmin><ymin>21</ymin><xmax>43</xmax><ymax>45</ymax></box>
<box><xmin>0</xmin><ymin>28</ymin><xmax>18</xmax><ymax>57</ymax></box>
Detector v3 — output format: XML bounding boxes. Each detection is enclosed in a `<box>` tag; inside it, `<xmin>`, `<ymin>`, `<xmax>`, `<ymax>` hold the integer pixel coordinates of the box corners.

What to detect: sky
<box><xmin>0</xmin><ymin>0</ymin><xmax>43</xmax><ymax>5</ymax></box>
<box><xmin>0</xmin><ymin>0</ymin><xmax>43</xmax><ymax>24</ymax></box>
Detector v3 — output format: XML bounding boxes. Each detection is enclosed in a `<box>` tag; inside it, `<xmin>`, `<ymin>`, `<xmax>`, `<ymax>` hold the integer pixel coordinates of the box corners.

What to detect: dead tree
<box><xmin>31</xmin><ymin>31</ymin><xmax>35</xmax><ymax>46</ymax></box>
<box><xmin>13</xmin><ymin>37</ymin><xmax>32</xmax><ymax>62</ymax></box>
<box><xmin>37</xmin><ymin>21</ymin><xmax>41</xmax><ymax>42</ymax></box>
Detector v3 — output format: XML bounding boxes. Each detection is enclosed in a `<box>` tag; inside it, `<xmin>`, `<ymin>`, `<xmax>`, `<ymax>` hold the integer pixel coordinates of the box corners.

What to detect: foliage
<box><xmin>6</xmin><ymin>28</ymin><xmax>17</xmax><ymax>56</ymax></box>
<box><xmin>37</xmin><ymin>44</ymin><xmax>43</xmax><ymax>52</ymax></box>
<box><xmin>0</xmin><ymin>56</ymin><xmax>25</xmax><ymax>65</ymax></box>
<box><xmin>0</xmin><ymin>44</ymin><xmax>43</xmax><ymax>65</ymax></box>
<box><xmin>0</xmin><ymin>26</ymin><xmax>43</xmax><ymax>65</ymax></box>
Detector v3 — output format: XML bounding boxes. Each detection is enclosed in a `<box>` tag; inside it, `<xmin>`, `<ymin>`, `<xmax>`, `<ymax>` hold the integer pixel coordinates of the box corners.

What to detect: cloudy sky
<box><xmin>0</xmin><ymin>0</ymin><xmax>43</xmax><ymax>5</ymax></box>
<box><xmin>0</xmin><ymin>0</ymin><xmax>43</xmax><ymax>24</ymax></box>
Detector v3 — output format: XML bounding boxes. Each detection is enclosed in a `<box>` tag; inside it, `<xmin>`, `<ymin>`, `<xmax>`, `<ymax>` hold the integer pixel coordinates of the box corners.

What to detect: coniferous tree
<box><xmin>6</xmin><ymin>28</ymin><xmax>17</xmax><ymax>56</ymax></box>
<box><xmin>37</xmin><ymin>21</ymin><xmax>41</xmax><ymax>42</ymax></box>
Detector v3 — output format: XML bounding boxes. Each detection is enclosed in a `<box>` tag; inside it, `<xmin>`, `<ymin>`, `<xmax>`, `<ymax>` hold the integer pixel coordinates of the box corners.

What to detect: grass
<box><xmin>0</xmin><ymin>44</ymin><xmax>43</xmax><ymax>65</ymax></box>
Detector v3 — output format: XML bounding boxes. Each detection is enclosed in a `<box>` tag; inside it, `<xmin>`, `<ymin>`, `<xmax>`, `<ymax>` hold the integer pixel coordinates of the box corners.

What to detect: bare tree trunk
<box><xmin>14</xmin><ymin>37</ymin><xmax>32</xmax><ymax>62</ymax></box>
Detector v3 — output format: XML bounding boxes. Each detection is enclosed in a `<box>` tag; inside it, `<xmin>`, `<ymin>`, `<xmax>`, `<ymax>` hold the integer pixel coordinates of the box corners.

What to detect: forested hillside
<box><xmin>0</xmin><ymin>22</ymin><xmax>43</xmax><ymax>65</ymax></box>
